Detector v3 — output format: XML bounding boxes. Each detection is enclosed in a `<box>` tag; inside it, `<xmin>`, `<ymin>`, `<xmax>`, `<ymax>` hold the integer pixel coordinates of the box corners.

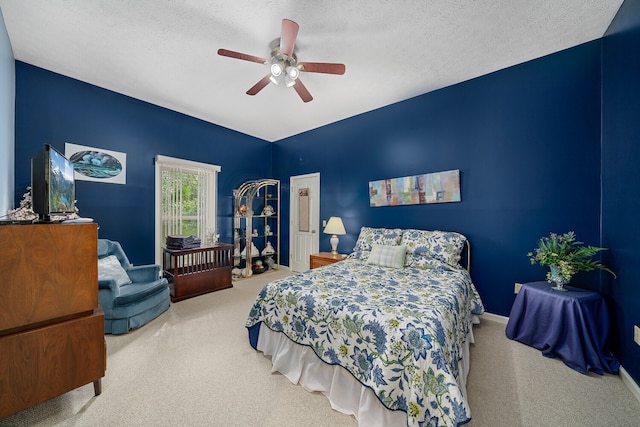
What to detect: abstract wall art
<box><xmin>369</xmin><ymin>169</ymin><xmax>461</xmax><ymax>207</ymax></box>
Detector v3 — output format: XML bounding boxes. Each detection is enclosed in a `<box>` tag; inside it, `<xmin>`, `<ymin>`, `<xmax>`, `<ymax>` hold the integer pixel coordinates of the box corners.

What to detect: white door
<box><xmin>290</xmin><ymin>173</ymin><xmax>320</xmax><ymax>272</ymax></box>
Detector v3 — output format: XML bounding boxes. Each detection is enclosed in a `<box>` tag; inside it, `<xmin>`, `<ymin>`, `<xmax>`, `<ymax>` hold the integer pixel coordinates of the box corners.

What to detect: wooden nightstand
<box><xmin>310</xmin><ymin>252</ymin><xmax>347</xmax><ymax>269</ymax></box>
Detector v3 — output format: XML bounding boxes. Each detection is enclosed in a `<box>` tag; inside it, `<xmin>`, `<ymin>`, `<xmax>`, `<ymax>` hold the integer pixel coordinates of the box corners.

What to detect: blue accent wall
<box><xmin>14</xmin><ymin>62</ymin><xmax>271</xmax><ymax>265</ymax></box>
<box><xmin>274</xmin><ymin>41</ymin><xmax>603</xmax><ymax>319</ymax></box>
<box><xmin>602</xmin><ymin>0</ymin><xmax>640</xmax><ymax>383</ymax></box>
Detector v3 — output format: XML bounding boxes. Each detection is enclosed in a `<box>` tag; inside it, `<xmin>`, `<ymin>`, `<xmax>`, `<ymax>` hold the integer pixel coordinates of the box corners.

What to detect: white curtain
<box><xmin>162</xmin><ymin>164</ymin><xmax>182</xmax><ymax>239</ymax></box>
<box><xmin>154</xmin><ymin>155</ymin><xmax>220</xmax><ymax>264</ymax></box>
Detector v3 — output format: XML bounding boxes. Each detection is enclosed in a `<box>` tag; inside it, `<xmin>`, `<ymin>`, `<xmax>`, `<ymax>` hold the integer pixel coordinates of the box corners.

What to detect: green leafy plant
<box><xmin>528</xmin><ymin>231</ymin><xmax>616</xmax><ymax>283</ymax></box>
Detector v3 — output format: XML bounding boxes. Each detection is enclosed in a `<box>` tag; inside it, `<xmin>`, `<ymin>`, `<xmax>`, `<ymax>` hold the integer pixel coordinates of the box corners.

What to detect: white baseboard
<box><xmin>479</xmin><ymin>311</ymin><xmax>509</xmax><ymax>324</ymax></box>
<box><xmin>620</xmin><ymin>366</ymin><xmax>640</xmax><ymax>404</ymax></box>
<box><xmin>480</xmin><ymin>312</ymin><xmax>640</xmax><ymax>404</ymax></box>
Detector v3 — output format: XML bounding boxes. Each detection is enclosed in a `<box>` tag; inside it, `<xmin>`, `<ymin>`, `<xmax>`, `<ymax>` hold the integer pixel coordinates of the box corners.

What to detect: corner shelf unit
<box><xmin>233</xmin><ymin>179</ymin><xmax>280</xmax><ymax>278</ymax></box>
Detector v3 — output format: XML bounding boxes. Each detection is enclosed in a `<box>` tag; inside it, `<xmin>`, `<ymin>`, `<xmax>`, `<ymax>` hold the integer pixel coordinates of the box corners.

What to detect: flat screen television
<box><xmin>31</xmin><ymin>144</ymin><xmax>76</xmax><ymax>222</ymax></box>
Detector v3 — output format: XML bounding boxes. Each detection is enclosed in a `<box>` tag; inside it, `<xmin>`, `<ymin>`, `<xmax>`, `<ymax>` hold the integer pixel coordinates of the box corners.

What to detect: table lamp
<box><xmin>323</xmin><ymin>216</ymin><xmax>346</xmax><ymax>255</ymax></box>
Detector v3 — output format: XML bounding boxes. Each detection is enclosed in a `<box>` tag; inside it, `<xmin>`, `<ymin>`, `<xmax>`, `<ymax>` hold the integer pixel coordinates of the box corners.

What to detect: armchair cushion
<box><xmin>114</xmin><ymin>279</ymin><xmax>169</xmax><ymax>306</ymax></box>
<box><xmin>98</xmin><ymin>255</ymin><xmax>132</xmax><ymax>287</ymax></box>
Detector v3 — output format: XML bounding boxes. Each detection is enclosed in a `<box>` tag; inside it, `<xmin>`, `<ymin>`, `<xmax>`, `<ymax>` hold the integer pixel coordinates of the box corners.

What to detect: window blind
<box><xmin>154</xmin><ymin>155</ymin><xmax>220</xmax><ymax>264</ymax></box>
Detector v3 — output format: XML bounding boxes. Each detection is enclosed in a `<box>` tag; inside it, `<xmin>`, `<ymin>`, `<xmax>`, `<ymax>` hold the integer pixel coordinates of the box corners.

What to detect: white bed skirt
<box><xmin>256</xmin><ymin>317</ymin><xmax>477</xmax><ymax>426</ymax></box>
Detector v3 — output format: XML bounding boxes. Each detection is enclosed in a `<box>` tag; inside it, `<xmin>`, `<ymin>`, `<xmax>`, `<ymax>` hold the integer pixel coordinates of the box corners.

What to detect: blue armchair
<box><xmin>97</xmin><ymin>239</ymin><xmax>170</xmax><ymax>334</ymax></box>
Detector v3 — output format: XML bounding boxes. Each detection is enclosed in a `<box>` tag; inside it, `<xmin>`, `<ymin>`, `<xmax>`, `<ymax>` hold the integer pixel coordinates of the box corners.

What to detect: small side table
<box><xmin>505</xmin><ymin>281</ymin><xmax>620</xmax><ymax>374</ymax></box>
<box><xmin>162</xmin><ymin>244</ymin><xmax>233</xmax><ymax>302</ymax></box>
<box><xmin>310</xmin><ymin>252</ymin><xmax>347</xmax><ymax>269</ymax></box>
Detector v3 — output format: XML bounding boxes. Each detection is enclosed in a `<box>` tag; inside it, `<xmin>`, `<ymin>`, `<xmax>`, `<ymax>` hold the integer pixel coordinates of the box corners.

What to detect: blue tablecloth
<box><xmin>505</xmin><ymin>281</ymin><xmax>619</xmax><ymax>375</ymax></box>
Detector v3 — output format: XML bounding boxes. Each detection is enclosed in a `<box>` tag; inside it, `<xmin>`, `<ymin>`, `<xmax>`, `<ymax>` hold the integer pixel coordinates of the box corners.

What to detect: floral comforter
<box><xmin>246</xmin><ymin>258</ymin><xmax>484</xmax><ymax>427</ymax></box>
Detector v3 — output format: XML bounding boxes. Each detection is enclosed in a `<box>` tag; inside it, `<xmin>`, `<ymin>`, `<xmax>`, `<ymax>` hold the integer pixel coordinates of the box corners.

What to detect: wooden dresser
<box><xmin>0</xmin><ymin>223</ymin><xmax>106</xmax><ymax>418</ymax></box>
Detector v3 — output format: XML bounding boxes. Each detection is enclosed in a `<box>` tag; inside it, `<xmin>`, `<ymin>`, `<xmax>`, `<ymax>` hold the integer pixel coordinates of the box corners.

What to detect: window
<box><xmin>154</xmin><ymin>155</ymin><xmax>220</xmax><ymax>264</ymax></box>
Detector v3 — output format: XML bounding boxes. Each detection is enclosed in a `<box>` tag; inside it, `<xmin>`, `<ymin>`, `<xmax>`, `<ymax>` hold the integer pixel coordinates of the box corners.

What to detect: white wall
<box><xmin>0</xmin><ymin>7</ymin><xmax>15</xmax><ymax>217</ymax></box>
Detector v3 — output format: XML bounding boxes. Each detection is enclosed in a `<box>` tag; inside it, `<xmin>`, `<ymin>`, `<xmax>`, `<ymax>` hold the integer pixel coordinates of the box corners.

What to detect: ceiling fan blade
<box><xmin>246</xmin><ymin>75</ymin><xmax>272</xmax><ymax>96</ymax></box>
<box><xmin>279</xmin><ymin>19</ymin><xmax>299</xmax><ymax>57</ymax></box>
<box><xmin>293</xmin><ymin>79</ymin><xmax>313</xmax><ymax>103</ymax></box>
<box><xmin>217</xmin><ymin>48</ymin><xmax>268</xmax><ymax>64</ymax></box>
<box><xmin>298</xmin><ymin>62</ymin><xmax>346</xmax><ymax>75</ymax></box>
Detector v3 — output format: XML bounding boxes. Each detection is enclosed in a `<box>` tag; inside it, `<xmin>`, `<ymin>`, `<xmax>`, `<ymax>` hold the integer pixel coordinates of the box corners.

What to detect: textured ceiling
<box><xmin>0</xmin><ymin>0</ymin><xmax>623</xmax><ymax>142</ymax></box>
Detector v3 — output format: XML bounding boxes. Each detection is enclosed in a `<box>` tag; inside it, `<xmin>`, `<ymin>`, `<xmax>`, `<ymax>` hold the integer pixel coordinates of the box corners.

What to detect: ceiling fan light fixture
<box><xmin>284</xmin><ymin>75</ymin><xmax>296</xmax><ymax>87</ymax></box>
<box><xmin>270</xmin><ymin>62</ymin><xmax>283</xmax><ymax>77</ymax></box>
<box><xmin>285</xmin><ymin>65</ymin><xmax>299</xmax><ymax>80</ymax></box>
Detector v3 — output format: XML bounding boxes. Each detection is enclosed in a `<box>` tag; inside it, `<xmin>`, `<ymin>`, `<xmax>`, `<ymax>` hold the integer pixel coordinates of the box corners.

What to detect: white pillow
<box><xmin>98</xmin><ymin>255</ymin><xmax>132</xmax><ymax>287</ymax></box>
<box><xmin>366</xmin><ymin>244</ymin><xmax>407</xmax><ymax>269</ymax></box>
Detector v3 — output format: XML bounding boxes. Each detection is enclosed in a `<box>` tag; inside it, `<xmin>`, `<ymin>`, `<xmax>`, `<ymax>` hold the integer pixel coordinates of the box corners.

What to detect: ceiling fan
<box><xmin>217</xmin><ymin>19</ymin><xmax>346</xmax><ymax>103</ymax></box>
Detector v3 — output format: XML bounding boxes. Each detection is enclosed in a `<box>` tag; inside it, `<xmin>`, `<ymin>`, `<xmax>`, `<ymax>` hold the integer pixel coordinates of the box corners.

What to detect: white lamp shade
<box><xmin>323</xmin><ymin>217</ymin><xmax>346</xmax><ymax>235</ymax></box>
<box><xmin>323</xmin><ymin>217</ymin><xmax>346</xmax><ymax>255</ymax></box>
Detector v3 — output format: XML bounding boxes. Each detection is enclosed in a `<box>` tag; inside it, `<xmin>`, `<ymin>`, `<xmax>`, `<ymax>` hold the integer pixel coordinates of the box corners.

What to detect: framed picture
<box><xmin>369</xmin><ymin>169</ymin><xmax>460</xmax><ymax>207</ymax></box>
<box><xmin>65</xmin><ymin>143</ymin><xmax>127</xmax><ymax>184</ymax></box>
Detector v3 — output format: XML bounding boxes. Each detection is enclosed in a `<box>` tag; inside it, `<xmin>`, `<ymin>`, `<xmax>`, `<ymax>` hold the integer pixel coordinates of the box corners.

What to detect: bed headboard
<box><xmin>461</xmin><ymin>239</ymin><xmax>471</xmax><ymax>273</ymax></box>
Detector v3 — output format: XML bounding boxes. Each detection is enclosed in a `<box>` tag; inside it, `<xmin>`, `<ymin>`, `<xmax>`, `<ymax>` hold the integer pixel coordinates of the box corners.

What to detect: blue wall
<box><xmin>602</xmin><ymin>0</ymin><xmax>640</xmax><ymax>383</ymax></box>
<box><xmin>14</xmin><ymin>62</ymin><xmax>271</xmax><ymax>265</ymax></box>
<box><xmin>274</xmin><ymin>42</ymin><xmax>603</xmax><ymax>318</ymax></box>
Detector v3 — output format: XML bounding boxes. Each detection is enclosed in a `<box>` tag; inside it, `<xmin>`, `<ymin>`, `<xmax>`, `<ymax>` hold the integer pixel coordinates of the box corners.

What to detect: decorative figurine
<box><xmin>252</xmin><ymin>259</ymin><xmax>266</xmax><ymax>274</ymax></box>
<box><xmin>240</xmin><ymin>242</ymin><xmax>260</xmax><ymax>257</ymax></box>
<box><xmin>205</xmin><ymin>229</ymin><xmax>219</xmax><ymax>246</ymax></box>
<box><xmin>265</xmin><ymin>256</ymin><xmax>275</xmax><ymax>270</ymax></box>
<box><xmin>262</xmin><ymin>241</ymin><xmax>275</xmax><ymax>256</ymax></box>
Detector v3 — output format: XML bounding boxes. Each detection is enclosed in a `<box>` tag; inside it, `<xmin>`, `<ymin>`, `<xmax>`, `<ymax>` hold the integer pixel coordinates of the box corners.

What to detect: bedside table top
<box><xmin>311</xmin><ymin>252</ymin><xmax>347</xmax><ymax>260</ymax></box>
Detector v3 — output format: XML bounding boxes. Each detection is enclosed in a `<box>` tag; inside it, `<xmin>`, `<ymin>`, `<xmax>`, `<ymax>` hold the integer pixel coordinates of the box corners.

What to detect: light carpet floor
<box><xmin>2</xmin><ymin>269</ymin><xmax>639</xmax><ymax>426</ymax></box>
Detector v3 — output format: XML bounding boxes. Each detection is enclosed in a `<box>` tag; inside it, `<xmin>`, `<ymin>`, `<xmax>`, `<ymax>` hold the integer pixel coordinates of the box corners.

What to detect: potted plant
<box><xmin>528</xmin><ymin>231</ymin><xmax>616</xmax><ymax>291</ymax></box>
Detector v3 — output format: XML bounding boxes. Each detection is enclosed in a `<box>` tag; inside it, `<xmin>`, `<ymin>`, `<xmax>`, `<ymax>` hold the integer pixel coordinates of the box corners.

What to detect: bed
<box><xmin>246</xmin><ymin>227</ymin><xmax>485</xmax><ymax>426</ymax></box>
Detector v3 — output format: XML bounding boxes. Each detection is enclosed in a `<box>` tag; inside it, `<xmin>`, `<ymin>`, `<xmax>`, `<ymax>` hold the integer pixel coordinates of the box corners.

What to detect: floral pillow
<box><xmin>401</xmin><ymin>229</ymin><xmax>467</xmax><ymax>268</ymax></box>
<box><xmin>347</xmin><ymin>250</ymin><xmax>371</xmax><ymax>261</ymax></box>
<box><xmin>352</xmin><ymin>227</ymin><xmax>403</xmax><ymax>253</ymax></box>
